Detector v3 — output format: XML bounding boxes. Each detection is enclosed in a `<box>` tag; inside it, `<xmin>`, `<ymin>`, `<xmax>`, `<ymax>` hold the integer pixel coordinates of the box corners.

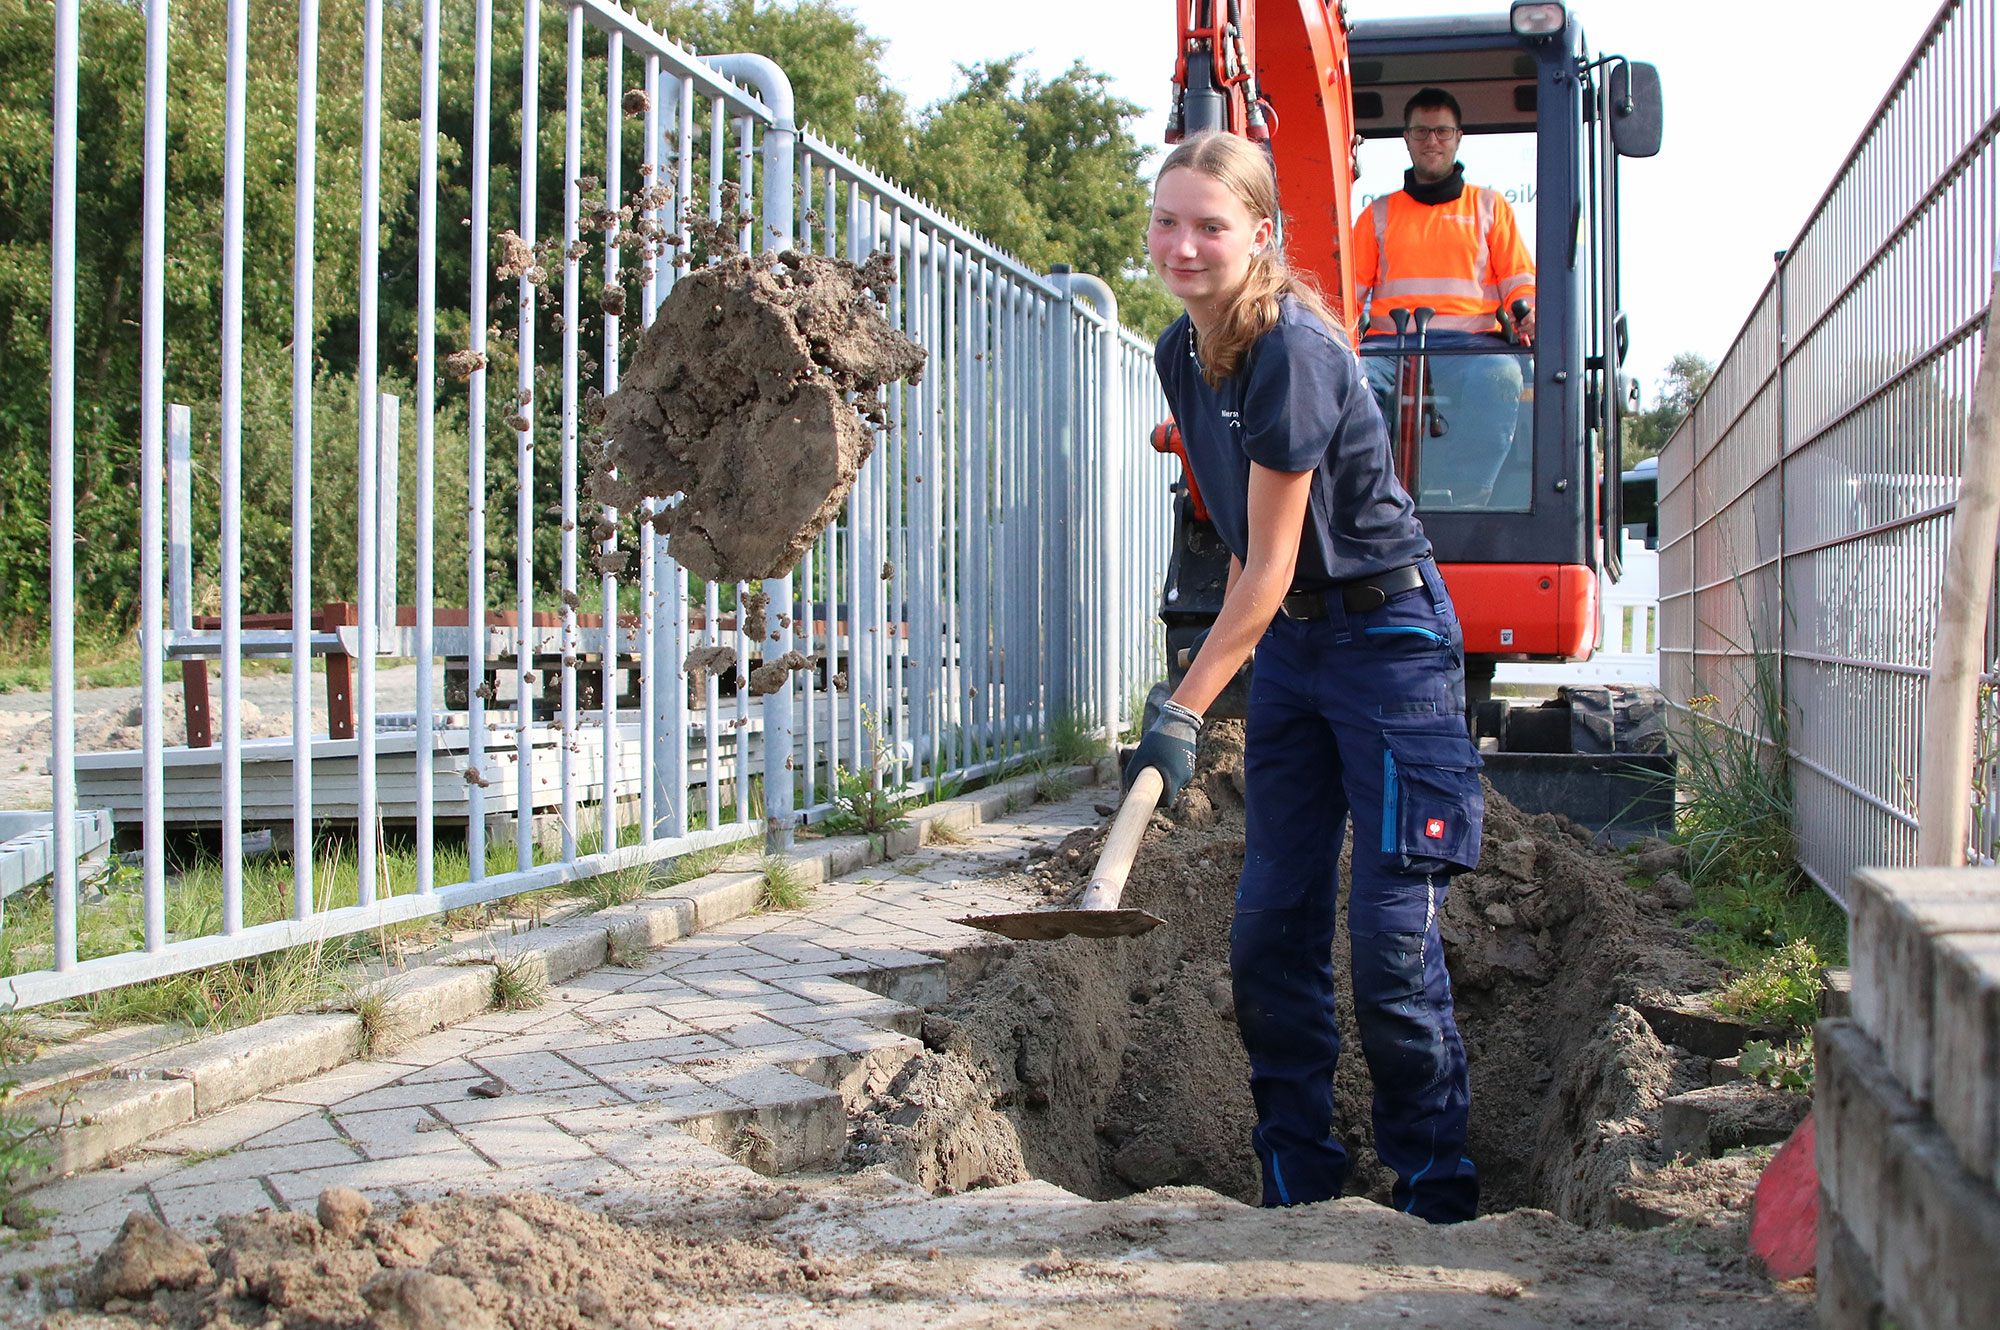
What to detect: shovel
<box><xmin>954</xmin><ymin>767</ymin><xmax>1169</xmax><ymax>941</ymax></box>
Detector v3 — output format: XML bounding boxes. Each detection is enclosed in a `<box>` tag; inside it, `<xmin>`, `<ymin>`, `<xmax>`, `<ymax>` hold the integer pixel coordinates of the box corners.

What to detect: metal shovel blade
<box><xmin>952</xmin><ymin>767</ymin><xmax>1168</xmax><ymax>942</ymax></box>
<box><xmin>953</xmin><ymin>906</ymin><xmax>1166</xmax><ymax>941</ymax></box>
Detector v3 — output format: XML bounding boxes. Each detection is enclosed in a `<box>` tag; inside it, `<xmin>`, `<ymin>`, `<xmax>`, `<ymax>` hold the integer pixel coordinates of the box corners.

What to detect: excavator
<box><xmin>1149</xmin><ymin>0</ymin><xmax>1672</xmax><ymax>833</ymax></box>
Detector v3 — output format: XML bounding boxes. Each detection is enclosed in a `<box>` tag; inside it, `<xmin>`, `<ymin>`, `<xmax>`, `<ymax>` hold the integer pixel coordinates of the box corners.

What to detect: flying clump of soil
<box><xmin>594</xmin><ymin>249</ymin><xmax>926</xmax><ymax>586</ymax></box>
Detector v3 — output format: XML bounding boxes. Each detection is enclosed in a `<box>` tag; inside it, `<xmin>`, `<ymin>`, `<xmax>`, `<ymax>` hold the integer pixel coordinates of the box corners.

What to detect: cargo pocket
<box><xmin>1381</xmin><ymin>730</ymin><xmax>1485</xmax><ymax>876</ymax></box>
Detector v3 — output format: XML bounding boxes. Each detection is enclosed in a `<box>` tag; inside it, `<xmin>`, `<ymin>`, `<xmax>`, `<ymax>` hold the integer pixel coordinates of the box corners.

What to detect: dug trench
<box><xmin>848</xmin><ymin>723</ymin><xmax>1807</xmax><ymax>1231</ymax></box>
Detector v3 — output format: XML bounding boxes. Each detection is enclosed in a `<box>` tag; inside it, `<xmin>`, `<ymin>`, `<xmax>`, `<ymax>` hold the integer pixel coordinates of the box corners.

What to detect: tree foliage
<box><xmin>1622</xmin><ymin>351</ymin><xmax>1715</xmax><ymax>468</ymax></box>
<box><xmin>3</xmin><ymin>0</ymin><xmax>1169</xmax><ymax>634</ymax></box>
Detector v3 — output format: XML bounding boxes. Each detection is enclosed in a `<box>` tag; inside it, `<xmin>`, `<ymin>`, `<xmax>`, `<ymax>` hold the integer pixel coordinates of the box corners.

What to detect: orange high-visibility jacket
<box><xmin>1352</xmin><ymin>186</ymin><xmax>1536</xmax><ymax>336</ymax></box>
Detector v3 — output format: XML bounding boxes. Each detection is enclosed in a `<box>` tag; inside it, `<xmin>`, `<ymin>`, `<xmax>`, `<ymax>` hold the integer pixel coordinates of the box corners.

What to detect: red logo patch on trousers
<box><xmin>1425</xmin><ymin>818</ymin><xmax>1446</xmax><ymax>839</ymax></box>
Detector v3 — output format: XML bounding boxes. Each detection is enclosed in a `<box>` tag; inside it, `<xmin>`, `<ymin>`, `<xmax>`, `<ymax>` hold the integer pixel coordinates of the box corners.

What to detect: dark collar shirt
<box><xmin>1155</xmin><ymin>296</ymin><xmax>1431</xmax><ymax>589</ymax></box>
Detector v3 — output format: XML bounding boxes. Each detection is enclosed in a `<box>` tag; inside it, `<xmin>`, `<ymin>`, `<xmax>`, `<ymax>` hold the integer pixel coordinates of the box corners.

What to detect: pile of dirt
<box><xmin>849</xmin><ymin>722</ymin><xmax>1779</xmax><ymax>1226</ymax></box>
<box><xmin>595</xmin><ymin>249</ymin><xmax>926</xmax><ymax>586</ymax></box>
<box><xmin>66</xmin><ymin>1186</ymin><xmax>850</xmax><ymax>1329</ymax></box>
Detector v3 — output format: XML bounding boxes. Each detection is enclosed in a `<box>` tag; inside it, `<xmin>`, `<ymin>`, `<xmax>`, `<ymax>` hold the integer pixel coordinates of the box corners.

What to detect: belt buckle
<box><xmin>1280</xmin><ymin>592</ymin><xmax>1322</xmax><ymax>621</ymax></box>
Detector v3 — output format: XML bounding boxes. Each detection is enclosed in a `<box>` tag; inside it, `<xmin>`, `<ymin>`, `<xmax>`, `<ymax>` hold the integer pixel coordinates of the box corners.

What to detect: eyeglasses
<box><xmin>1403</xmin><ymin>125</ymin><xmax>1461</xmax><ymax>142</ymax></box>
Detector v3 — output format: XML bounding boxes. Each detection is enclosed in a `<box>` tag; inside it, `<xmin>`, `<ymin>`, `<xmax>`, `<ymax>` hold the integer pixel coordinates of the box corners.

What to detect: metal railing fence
<box><xmin>26</xmin><ymin>0</ymin><xmax>1170</xmax><ymax>1007</ymax></box>
<box><xmin>1656</xmin><ymin>0</ymin><xmax>1998</xmax><ymax>902</ymax></box>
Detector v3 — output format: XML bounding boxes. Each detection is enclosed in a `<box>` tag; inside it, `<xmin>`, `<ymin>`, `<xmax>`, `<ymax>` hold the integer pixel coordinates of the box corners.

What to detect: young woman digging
<box><xmin>1125</xmin><ymin>132</ymin><xmax>1484</xmax><ymax>1223</ymax></box>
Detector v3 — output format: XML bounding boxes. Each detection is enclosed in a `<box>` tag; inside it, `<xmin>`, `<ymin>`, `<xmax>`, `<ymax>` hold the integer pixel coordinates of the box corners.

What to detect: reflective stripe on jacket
<box><xmin>1352</xmin><ymin>186</ymin><xmax>1536</xmax><ymax>336</ymax></box>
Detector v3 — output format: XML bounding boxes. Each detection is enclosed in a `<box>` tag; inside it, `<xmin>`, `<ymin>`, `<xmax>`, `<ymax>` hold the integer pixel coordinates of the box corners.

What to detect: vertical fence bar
<box><xmin>289</xmin><ymin>0</ymin><xmax>319</xmax><ymax>921</ymax></box>
<box><xmin>514</xmin><ymin>0</ymin><xmax>540</xmax><ymax>872</ymax></box>
<box><xmin>601</xmin><ymin>32</ymin><xmax>623</xmax><ymax>858</ymax></box>
<box><xmin>141</xmin><ymin>0</ymin><xmax>171</xmax><ymax>947</ymax></box>
<box><xmin>354</xmin><ymin>0</ymin><xmax>383</xmax><ymax>909</ymax></box>
<box><xmin>638</xmin><ymin>51</ymin><xmax>660</xmax><ymax>848</ymax></box>
<box><xmin>414</xmin><ymin>0</ymin><xmax>441</xmax><ymax>894</ymax></box>
<box><xmin>48</xmin><ymin>0</ymin><xmax>78</xmax><ymax>971</ymax></box>
<box><xmin>733</xmin><ymin>116</ymin><xmax>752</xmax><ymax>830</ymax></box>
<box><xmin>218</xmin><ymin>0</ymin><xmax>249</xmax><ymax>931</ymax></box>
<box><xmin>465</xmin><ymin>0</ymin><xmax>492</xmax><ymax>882</ymax></box>
<box><xmin>558</xmin><ymin>3</ymin><xmax>583</xmax><ymax>862</ymax></box>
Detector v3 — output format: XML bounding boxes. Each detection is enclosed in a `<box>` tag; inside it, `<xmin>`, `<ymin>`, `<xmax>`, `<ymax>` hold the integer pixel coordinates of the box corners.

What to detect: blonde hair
<box><xmin>1155</xmin><ymin>132</ymin><xmax>1340</xmax><ymax>387</ymax></box>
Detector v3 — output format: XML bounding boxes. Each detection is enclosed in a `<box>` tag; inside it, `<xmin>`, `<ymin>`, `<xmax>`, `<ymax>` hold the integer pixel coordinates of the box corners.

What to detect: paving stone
<box><xmin>263</xmin><ymin>1060</ymin><xmax>410</xmax><ymax>1107</ymax></box>
<box><xmin>472</xmin><ymin>1050</ymin><xmax>599</xmax><ymax>1093</ymax></box>
<box><xmin>336</xmin><ymin>1106</ymin><xmax>475</xmax><ymax>1160</ymax></box>
<box><xmin>563</xmin><ymin>1033</ymin><xmax>729</xmax><ymax>1068</ymax></box>
<box><xmin>399</xmin><ymin>1057</ymin><xmax>486</xmax><ymax>1086</ymax></box>
<box><xmin>430</xmin><ymin>1083</ymin><xmax>629</xmax><ymax>1127</ymax></box>
<box><xmin>582</xmin><ymin>1007</ymin><xmax>697</xmax><ymax>1041</ymax></box>
<box><xmin>456</xmin><ymin>1116</ymin><xmax>597</xmax><ymax>1167</ymax></box>
<box><xmin>377</xmin><ymin>1026</ymin><xmax>503</xmax><ymax>1067</ymax></box>
<box><xmin>327</xmin><ymin>1077</ymin><xmax>486</xmax><ymax>1114</ymax></box>
<box><xmin>266</xmin><ymin>1145</ymin><xmax>494</xmax><ymax>1203</ymax></box>
<box><xmin>149</xmin><ymin>1177</ymin><xmax>279</xmax><ymax>1234</ymax></box>
<box><xmin>456</xmin><ymin>1001</ymin><xmax>589</xmax><ymax>1035</ymax></box>
<box><xmin>152</xmin><ymin>1140</ymin><xmax>360</xmax><ymax>1191</ymax></box>
<box><xmin>243</xmin><ymin>1110</ymin><xmax>341</xmax><ymax>1151</ymax></box>
<box><xmin>142</xmin><ymin>1097</ymin><xmax>322</xmax><ymax>1157</ymax></box>
<box><xmin>598</xmin><ymin>1072</ymin><xmax>738</xmax><ymax>1110</ymax></box>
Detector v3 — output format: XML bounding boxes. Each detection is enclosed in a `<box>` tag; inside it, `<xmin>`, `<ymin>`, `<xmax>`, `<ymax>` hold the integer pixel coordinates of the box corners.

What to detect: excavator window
<box><xmin>1352</xmin><ymin>130</ymin><xmax>1538</xmax><ymax>515</ymax></box>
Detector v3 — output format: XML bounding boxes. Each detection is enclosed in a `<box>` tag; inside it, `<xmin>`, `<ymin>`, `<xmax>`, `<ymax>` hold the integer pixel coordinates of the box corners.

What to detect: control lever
<box><xmin>1504</xmin><ymin>297</ymin><xmax>1532</xmax><ymax>346</ymax></box>
<box><xmin>1412</xmin><ymin>307</ymin><xmax>1446</xmax><ymax>437</ymax></box>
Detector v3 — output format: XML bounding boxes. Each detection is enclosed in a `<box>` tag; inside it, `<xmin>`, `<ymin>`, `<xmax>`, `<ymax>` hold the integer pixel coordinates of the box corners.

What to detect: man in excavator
<box><xmin>1353</xmin><ymin>87</ymin><xmax>1536</xmax><ymax>509</ymax></box>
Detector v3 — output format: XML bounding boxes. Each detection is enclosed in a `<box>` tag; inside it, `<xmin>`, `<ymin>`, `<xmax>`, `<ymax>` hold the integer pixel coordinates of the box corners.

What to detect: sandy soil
<box><xmin>34</xmin><ymin>1174</ymin><xmax>1809</xmax><ymax>1330</ymax></box>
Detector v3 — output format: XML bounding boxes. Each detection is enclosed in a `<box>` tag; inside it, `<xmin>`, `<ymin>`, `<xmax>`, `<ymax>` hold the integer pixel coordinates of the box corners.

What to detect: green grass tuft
<box><xmin>1045</xmin><ymin>712</ymin><xmax>1109</xmax><ymax>766</ymax></box>
<box><xmin>489</xmin><ymin>952</ymin><xmax>547</xmax><ymax>1011</ymax></box>
<box><xmin>759</xmin><ymin>856</ymin><xmax>810</xmax><ymax>911</ymax></box>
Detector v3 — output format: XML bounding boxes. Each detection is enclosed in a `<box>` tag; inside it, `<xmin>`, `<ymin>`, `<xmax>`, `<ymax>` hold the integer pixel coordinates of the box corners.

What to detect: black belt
<box><xmin>1280</xmin><ymin>563</ymin><xmax>1427</xmax><ymax>619</ymax></box>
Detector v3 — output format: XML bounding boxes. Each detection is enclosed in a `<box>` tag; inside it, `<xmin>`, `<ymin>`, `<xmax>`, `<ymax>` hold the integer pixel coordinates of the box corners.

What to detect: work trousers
<box><xmin>1231</xmin><ymin>560</ymin><xmax>1482</xmax><ymax>1223</ymax></box>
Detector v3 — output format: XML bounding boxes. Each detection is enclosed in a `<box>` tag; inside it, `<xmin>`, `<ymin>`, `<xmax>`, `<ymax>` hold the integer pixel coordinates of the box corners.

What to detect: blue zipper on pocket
<box><xmin>1382</xmin><ymin>750</ymin><xmax>1398</xmax><ymax>854</ymax></box>
<box><xmin>1364</xmin><ymin>625</ymin><xmax>1449</xmax><ymax>647</ymax></box>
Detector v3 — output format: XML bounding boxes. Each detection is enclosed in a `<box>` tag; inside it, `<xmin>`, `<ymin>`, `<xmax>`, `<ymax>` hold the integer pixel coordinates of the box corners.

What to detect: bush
<box><xmin>1713</xmin><ymin>939</ymin><xmax>1824</xmax><ymax>1030</ymax></box>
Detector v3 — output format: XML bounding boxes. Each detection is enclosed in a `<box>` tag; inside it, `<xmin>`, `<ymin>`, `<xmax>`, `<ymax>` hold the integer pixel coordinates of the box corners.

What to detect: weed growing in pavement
<box><xmin>925</xmin><ymin>817</ymin><xmax>968</xmax><ymax>846</ymax></box>
<box><xmin>1713</xmin><ymin>939</ymin><xmax>1825</xmax><ymax>1030</ymax></box>
<box><xmin>604</xmin><ymin>930</ymin><xmax>643</xmax><ymax>969</ymax></box>
<box><xmin>339</xmin><ymin>979</ymin><xmax>409</xmax><ymax>1058</ymax></box>
<box><xmin>821</xmin><ymin>706</ymin><xmax>912</xmax><ymax>834</ymax></box>
<box><xmin>1046</xmin><ymin>711</ymin><xmax>1110</xmax><ymax>767</ymax></box>
<box><xmin>489</xmin><ymin>953</ymin><xmax>547</xmax><ymax>1011</ymax></box>
<box><xmin>0</xmin><ymin>1015</ymin><xmax>54</xmax><ymax>1209</ymax></box>
<box><xmin>1738</xmin><ymin>1038</ymin><xmax>1815</xmax><ymax>1093</ymax></box>
<box><xmin>759</xmin><ymin>856</ymin><xmax>810</xmax><ymax>911</ymax></box>
<box><xmin>1034</xmin><ymin>768</ymin><xmax>1077</xmax><ymax>802</ymax></box>
<box><xmin>662</xmin><ymin>844</ymin><xmax>729</xmax><ymax>886</ymax></box>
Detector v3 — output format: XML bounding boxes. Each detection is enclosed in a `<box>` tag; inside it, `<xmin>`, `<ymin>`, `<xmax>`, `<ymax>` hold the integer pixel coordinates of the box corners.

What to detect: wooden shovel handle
<box><xmin>1078</xmin><ymin>767</ymin><xmax>1164</xmax><ymax>913</ymax></box>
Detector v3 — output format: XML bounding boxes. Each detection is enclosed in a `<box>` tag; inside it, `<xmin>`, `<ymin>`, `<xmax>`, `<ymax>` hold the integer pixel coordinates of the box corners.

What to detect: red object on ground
<box><xmin>1748</xmin><ymin>1110</ymin><xmax>1818</xmax><ymax>1281</ymax></box>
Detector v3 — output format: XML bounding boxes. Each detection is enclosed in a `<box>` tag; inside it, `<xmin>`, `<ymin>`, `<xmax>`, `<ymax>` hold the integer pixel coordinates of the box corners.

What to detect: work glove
<box><xmin>1123</xmin><ymin>699</ymin><xmax>1201</xmax><ymax>808</ymax></box>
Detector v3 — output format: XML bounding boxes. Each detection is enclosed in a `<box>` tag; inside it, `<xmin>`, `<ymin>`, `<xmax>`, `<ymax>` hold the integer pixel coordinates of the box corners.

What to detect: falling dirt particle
<box><xmin>496</xmin><ymin>229</ymin><xmax>534</xmax><ymax>280</ymax></box>
<box><xmin>683</xmin><ymin>644</ymin><xmax>737</xmax><ymax>682</ymax></box>
<box><xmin>561</xmin><ymin>589</ymin><xmax>581</xmax><ymax>609</ymax></box>
<box><xmin>463</xmin><ymin>767</ymin><xmax>489</xmax><ymax>788</ymax></box>
<box><xmin>881</xmin><ymin>559</ymin><xmax>895</xmax><ymax>581</ymax></box>
<box><xmin>525</xmin><ymin>264</ymin><xmax>548</xmax><ymax>287</ymax></box>
<box><xmin>507</xmin><ymin>413</ymin><xmax>531</xmax><ymax>432</ymax></box>
<box><xmin>747</xmin><ymin>650</ymin><xmax>812</xmax><ymax>696</ymax></box>
<box><xmin>740</xmin><ymin>588</ymin><xmax>770</xmax><ymax>642</ymax></box>
<box><xmin>595</xmin><ymin>249</ymin><xmax>926</xmax><ymax>584</ymax></box>
<box><xmin>474</xmin><ymin>679</ymin><xmax>498</xmax><ymax>701</ymax></box>
<box><xmin>77</xmin><ymin>1211</ymin><xmax>211</xmax><ymax>1307</ymax></box>
<box><xmin>443</xmin><ymin>348</ymin><xmax>486</xmax><ymax>381</ymax></box>
<box><xmin>599</xmin><ymin>283</ymin><xmax>626</xmax><ymax>317</ymax></box>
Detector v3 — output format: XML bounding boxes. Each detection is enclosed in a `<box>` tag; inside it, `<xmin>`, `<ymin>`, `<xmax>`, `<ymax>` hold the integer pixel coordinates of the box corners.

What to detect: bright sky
<box><xmin>837</xmin><ymin>0</ymin><xmax>1940</xmax><ymax>403</ymax></box>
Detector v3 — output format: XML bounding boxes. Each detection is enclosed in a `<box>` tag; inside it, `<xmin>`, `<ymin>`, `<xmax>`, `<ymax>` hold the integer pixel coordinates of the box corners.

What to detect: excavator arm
<box><xmin>1167</xmin><ymin>0</ymin><xmax>1360</xmax><ymax>333</ymax></box>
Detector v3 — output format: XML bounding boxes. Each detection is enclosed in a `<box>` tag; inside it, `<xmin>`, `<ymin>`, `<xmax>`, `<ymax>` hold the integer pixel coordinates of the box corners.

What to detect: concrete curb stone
<box><xmin>27</xmin><ymin>762</ymin><xmax>1096</xmax><ymax>1189</ymax></box>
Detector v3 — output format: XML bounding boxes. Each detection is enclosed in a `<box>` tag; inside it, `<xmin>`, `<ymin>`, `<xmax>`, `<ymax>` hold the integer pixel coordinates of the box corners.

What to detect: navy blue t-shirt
<box><xmin>1155</xmin><ymin>297</ymin><xmax>1431</xmax><ymax>589</ymax></box>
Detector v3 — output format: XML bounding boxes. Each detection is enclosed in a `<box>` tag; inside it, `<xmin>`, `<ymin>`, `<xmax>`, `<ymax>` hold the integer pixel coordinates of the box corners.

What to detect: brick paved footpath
<box><xmin>3</xmin><ymin>790</ymin><xmax>1104</xmax><ymax>1273</ymax></box>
